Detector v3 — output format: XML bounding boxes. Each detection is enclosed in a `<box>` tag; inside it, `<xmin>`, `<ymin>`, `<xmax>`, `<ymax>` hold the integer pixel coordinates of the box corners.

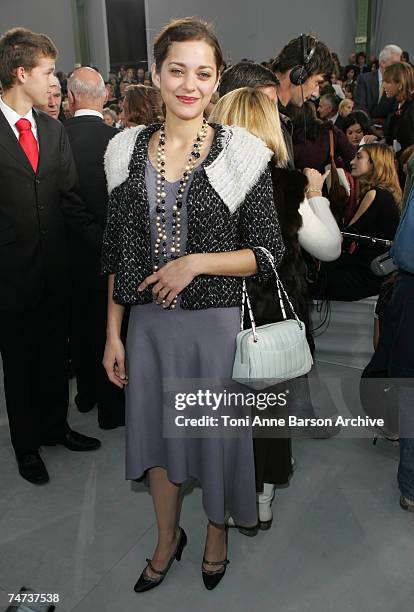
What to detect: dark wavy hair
<box><xmin>123</xmin><ymin>85</ymin><xmax>163</xmax><ymax>126</ymax></box>
<box><xmin>343</xmin><ymin>64</ymin><xmax>357</xmax><ymax>80</ymax></box>
<box><xmin>272</xmin><ymin>34</ymin><xmax>333</xmax><ymax>78</ymax></box>
<box><xmin>341</xmin><ymin>110</ymin><xmax>373</xmax><ymax>136</ymax></box>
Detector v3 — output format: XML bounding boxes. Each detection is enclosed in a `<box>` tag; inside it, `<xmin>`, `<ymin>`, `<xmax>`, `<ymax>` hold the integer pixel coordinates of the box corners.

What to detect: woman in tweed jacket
<box><xmin>102</xmin><ymin>17</ymin><xmax>284</xmax><ymax>592</ymax></box>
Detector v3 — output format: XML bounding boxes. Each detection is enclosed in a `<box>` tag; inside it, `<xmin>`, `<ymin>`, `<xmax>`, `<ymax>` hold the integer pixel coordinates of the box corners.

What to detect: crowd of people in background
<box><xmin>1</xmin><ymin>20</ymin><xmax>414</xmax><ymax>595</ymax></box>
<box><xmin>46</xmin><ymin>43</ymin><xmax>414</xmax><ymax>199</ymax></box>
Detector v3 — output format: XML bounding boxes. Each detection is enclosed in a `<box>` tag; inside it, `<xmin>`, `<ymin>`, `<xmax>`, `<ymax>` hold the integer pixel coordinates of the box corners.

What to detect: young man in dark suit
<box><xmin>0</xmin><ymin>27</ymin><xmax>102</xmax><ymax>484</ymax></box>
<box><xmin>64</xmin><ymin>67</ymin><xmax>125</xmax><ymax>429</ymax></box>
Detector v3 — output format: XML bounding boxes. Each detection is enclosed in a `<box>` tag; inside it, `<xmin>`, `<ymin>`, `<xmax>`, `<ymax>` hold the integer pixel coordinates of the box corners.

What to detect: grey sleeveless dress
<box><xmin>124</xmin><ymin>159</ymin><xmax>257</xmax><ymax>525</ymax></box>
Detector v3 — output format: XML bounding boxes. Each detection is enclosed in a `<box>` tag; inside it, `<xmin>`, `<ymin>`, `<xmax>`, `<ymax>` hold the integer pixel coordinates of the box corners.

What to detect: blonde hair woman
<box><xmin>211</xmin><ymin>86</ymin><xmax>288</xmax><ymax>165</ymax></box>
<box><xmin>338</xmin><ymin>98</ymin><xmax>354</xmax><ymax>118</ymax></box>
<box><xmin>355</xmin><ymin>143</ymin><xmax>402</xmax><ymax>210</ymax></box>
<box><xmin>314</xmin><ymin>143</ymin><xmax>401</xmax><ymax>301</ymax></box>
<box><xmin>211</xmin><ymin>87</ymin><xmax>341</xmax><ymax>533</ymax></box>
<box><xmin>211</xmin><ymin>88</ymin><xmax>341</xmax><ymax>262</ymax></box>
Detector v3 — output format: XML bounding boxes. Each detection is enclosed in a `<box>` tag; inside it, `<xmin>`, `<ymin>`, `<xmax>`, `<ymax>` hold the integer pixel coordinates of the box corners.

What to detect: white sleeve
<box><xmin>333</xmin><ymin>83</ymin><xmax>345</xmax><ymax>99</ymax></box>
<box><xmin>298</xmin><ymin>196</ymin><xmax>342</xmax><ymax>261</ymax></box>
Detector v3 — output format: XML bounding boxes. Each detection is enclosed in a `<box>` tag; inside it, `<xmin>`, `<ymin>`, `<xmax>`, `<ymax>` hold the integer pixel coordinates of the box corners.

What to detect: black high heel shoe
<box><xmin>134</xmin><ymin>527</ymin><xmax>187</xmax><ymax>593</ymax></box>
<box><xmin>202</xmin><ymin>528</ymin><xmax>229</xmax><ymax>590</ymax></box>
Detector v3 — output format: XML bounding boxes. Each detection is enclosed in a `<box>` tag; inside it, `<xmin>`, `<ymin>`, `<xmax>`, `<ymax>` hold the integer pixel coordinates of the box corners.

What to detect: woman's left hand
<box><xmin>304</xmin><ymin>167</ymin><xmax>331</xmax><ymax>192</ymax></box>
<box><xmin>138</xmin><ymin>255</ymin><xmax>198</xmax><ymax>308</ymax></box>
<box><xmin>360</xmin><ymin>134</ymin><xmax>378</xmax><ymax>145</ymax></box>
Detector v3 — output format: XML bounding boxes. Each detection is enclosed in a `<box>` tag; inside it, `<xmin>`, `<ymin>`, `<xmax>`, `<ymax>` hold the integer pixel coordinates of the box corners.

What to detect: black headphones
<box><xmin>289</xmin><ymin>34</ymin><xmax>318</xmax><ymax>86</ymax></box>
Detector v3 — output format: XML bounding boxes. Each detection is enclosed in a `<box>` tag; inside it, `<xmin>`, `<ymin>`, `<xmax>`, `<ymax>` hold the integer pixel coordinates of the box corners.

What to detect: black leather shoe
<box><xmin>75</xmin><ymin>393</ymin><xmax>96</xmax><ymax>413</ymax></box>
<box><xmin>17</xmin><ymin>452</ymin><xmax>49</xmax><ymax>485</ymax></box>
<box><xmin>42</xmin><ymin>430</ymin><xmax>101</xmax><ymax>451</ymax></box>
<box><xmin>98</xmin><ymin>412</ymin><xmax>125</xmax><ymax>430</ymax></box>
<box><xmin>202</xmin><ymin>529</ymin><xmax>229</xmax><ymax>590</ymax></box>
<box><xmin>99</xmin><ymin>421</ymin><xmax>125</xmax><ymax>430</ymax></box>
<box><xmin>134</xmin><ymin>527</ymin><xmax>187</xmax><ymax>593</ymax></box>
<box><xmin>400</xmin><ymin>495</ymin><xmax>414</xmax><ymax>512</ymax></box>
<box><xmin>202</xmin><ymin>558</ymin><xmax>229</xmax><ymax>590</ymax></box>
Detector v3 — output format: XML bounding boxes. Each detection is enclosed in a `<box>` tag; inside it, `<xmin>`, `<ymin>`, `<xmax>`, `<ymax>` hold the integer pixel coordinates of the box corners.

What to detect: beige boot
<box><xmin>225</xmin><ymin>514</ymin><xmax>258</xmax><ymax>536</ymax></box>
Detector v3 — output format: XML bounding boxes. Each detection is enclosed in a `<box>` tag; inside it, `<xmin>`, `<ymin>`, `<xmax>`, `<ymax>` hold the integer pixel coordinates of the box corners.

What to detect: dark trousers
<box><xmin>70</xmin><ymin>288</ymin><xmax>125</xmax><ymax>427</ymax></box>
<box><xmin>379</xmin><ymin>271</ymin><xmax>414</xmax><ymax>499</ymax></box>
<box><xmin>0</xmin><ymin>291</ymin><xmax>70</xmax><ymax>456</ymax></box>
<box><xmin>315</xmin><ymin>255</ymin><xmax>383</xmax><ymax>301</ymax></box>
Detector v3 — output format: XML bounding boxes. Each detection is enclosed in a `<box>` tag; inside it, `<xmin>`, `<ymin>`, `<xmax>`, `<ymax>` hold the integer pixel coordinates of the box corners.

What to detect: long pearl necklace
<box><xmin>154</xmin><ymin>118</ymin><xmax>208</xmax><ymax>309</ymax></box>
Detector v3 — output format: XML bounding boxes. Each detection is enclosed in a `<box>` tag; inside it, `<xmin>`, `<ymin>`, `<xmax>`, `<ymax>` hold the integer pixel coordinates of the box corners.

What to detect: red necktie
<box><xmin>15</xmin><ymin>118</ymin><xmax>39</xmax><ymax>172</ymax></box>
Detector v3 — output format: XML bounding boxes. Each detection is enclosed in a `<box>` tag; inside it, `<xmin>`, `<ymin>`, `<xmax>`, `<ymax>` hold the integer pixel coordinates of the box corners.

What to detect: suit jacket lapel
<box><xmin>0</xmin><ymin>108</ymin><xmax>35</xmax><ymax>175</ymax></box>
<box><xmin>33</xmin><ymin>108</ymin><xmax>47</xmax><ymax>177</ymax></box>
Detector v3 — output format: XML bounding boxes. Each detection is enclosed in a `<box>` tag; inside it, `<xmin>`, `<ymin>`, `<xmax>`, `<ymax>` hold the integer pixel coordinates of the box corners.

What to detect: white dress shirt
<box><xmin>332</xmin><ymin>83</ymin><xmax>345</xmax><ymax>99</ymax></box>
<box><xmin>74</xmin><ymin>109</ymin><xmax>104</xmax><ymax>119</ymax></box>
<box><xmin>378</xmin><ymin>69</ymin><xmax>383</xmax><ymax>90</ymax></box>
<box><xmin>377</xmin><ymin>69</ymin><xmax>383</xmax><ymax>102</ymax></box>
<box><xmin>331</xmin><ymin>112</ymin><xmax>339</xmax><ymax>125</ymax></box>
<box><xmin>0</xmin><ymin>96</ymin><xmax>38</xmax><ymax>141</ymax></box>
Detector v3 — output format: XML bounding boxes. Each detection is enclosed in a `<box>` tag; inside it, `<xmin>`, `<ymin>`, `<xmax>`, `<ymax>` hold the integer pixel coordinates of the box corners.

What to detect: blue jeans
<box><xmin>387</xmin><ymin>272</ymin><xmax>414</xmax><ymax>501</ymax></box>
<box><xmin>397</xmin><ymin>388</ymin><xmax>414</xmax><ymax>501</ymax></box>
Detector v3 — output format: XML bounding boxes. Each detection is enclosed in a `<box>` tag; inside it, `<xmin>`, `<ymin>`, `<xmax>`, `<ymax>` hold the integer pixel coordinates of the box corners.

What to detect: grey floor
<box><xmin>1</xmin><ymin>300</ymin><xmax>413</xmax><ymax>612</ymax></box>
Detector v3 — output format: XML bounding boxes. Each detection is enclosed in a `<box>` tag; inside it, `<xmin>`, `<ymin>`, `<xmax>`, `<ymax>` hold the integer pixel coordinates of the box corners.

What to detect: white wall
<box><xmin>3</xmin><ymin>1</ymin><xmax>411</xmax><ymax>79</ymax></box>
<box><xmin>145</xmin><ymin>0</ymin><xmax>357</xmax><ymax>66</ymax></box>
<box><xmin>0</xmin><ymin>0</ymin><xmax>110</xmax><ymax>76</ymax></box>
<box><xmin>85</xmin><ymin>0</ymin><xmax>110</xmax><ymax>77</ymax></box>
<box><xmin>374</xmin><ymin>0</ymin><xmax>414</xmax><ymax>59</ymax></box>
<box><xmin>0</xmin><ymin>0</ymin><xmax>77</xmax><ymax>71</ymax></box>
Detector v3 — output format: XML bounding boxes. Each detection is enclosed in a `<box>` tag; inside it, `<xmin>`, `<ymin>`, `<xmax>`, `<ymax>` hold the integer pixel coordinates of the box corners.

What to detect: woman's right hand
<box><xmin>103</xmin><ymin>336</ymin><xmax>128</xmax><ymax>388</ymax></box>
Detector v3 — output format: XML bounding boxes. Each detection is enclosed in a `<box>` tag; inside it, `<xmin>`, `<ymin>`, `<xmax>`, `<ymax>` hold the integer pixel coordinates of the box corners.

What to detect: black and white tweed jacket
<box><xmin>102</xmin><ymin>122</ymin><xmax>284</xmax><ymax>308</ymax></box>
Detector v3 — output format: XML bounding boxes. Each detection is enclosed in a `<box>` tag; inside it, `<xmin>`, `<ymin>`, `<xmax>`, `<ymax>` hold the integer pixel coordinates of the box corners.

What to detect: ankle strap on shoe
<box><xmin>145</xmin><ymin>558</ymin><xmax>166</xmax><ymax>577</ymax></box>
<box><xmin>202</xmin><ymin>558</ymin><xmax>229</xmax><ymax>566</ymax></box>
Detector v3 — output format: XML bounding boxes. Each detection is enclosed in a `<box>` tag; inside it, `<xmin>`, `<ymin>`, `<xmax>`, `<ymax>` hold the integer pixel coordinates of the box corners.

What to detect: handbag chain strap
<box><xmin>240</xmin><ymin>246</ymin><xmax>303</xmax><ymax>337</ymax></box>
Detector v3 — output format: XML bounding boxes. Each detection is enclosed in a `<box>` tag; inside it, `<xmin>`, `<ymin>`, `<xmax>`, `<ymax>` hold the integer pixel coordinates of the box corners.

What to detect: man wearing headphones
<box><xmin>272</xmin><ymin>34</ymin><xmax>333</xmax><ymax>167</ymax></box>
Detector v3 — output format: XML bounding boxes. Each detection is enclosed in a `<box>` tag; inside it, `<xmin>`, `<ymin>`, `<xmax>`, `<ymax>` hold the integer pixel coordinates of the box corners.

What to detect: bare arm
<box><xmin>348</xmin><ymin>190</ymin><xmax>376</xmax><ymax>227</ymax></box>
<box><xmin>189</xmin><ymin>249</ymin><xmax>257</xmax><ymax>277</ymax></box>
<box><xmin>138</xmin><ymin>249</ymin><xmax>257</xmax><ymax>308</ymax></box>
<box><xmin>103</xmin><ymin>275</ymin><xmax>127</xmax><ymax>388</ymax></box>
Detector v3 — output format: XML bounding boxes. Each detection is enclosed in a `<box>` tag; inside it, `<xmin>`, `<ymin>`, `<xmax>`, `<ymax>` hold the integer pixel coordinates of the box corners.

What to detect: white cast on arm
<box><xmin>298</xmin><ymin>196</ymin><xmax>342</xmax><ymax>261</ymax></box>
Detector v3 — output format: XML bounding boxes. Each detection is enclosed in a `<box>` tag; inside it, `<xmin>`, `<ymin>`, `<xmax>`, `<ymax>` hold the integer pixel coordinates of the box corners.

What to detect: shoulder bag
<box><xmin>232</xmin><ymin>247</ymin><xmax>313</xmax><ymax>390</ymax></box>
<box><xmin>324</xmin><ymin>128</ymin><xmax>354</xmax><ymax>225</ymax></box>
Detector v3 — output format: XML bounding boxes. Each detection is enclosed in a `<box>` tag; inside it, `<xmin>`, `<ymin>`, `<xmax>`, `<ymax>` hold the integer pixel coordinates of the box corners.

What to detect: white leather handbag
<box><xmin>232</xmin><ymin>247</ymin><xmax>313</xmax><ymax>390</ymax></box>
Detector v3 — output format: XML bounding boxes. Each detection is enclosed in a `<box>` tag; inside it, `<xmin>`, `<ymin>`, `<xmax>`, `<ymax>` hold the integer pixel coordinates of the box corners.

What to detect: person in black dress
<box><xmin>314</xmin><ymin>143</ymin><xmax>401</xmax><ymax>301</ymax></box>
<box><xmin>384</xmin><ymin>62</ymin><xmax>414</xmax><ymax>155</ymax></box>
<box><xmin>211</xmin><ymin>87</ymin><xmax>342</xmax><ymax>531</ymax></box>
